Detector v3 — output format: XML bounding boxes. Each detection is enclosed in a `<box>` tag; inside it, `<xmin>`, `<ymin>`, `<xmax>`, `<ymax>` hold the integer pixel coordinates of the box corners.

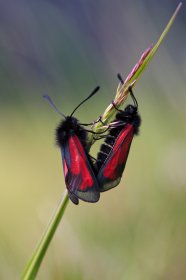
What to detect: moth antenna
<box><xmin>43</xmin><ymin>94</ymin><xmax>66</xmax><ymax>118</ymax></box>
<box><xmin>128</xmin><ymin>87</ymin><xmax>138</xmax><ymax>109</ymax></box>
<box><xmin>117</xmin><ymin>73</ymin><xmax>138</xmax><ymax>109</ymax></box>
<box><xmin>70</xmin><ymin>86</ymin><xmax>100</xmax><ymax>117</ymax></box>
<box><xmin>117</xmin><ymin>73</ymin><xmax>124</xmax><ymax>84</ymax></box>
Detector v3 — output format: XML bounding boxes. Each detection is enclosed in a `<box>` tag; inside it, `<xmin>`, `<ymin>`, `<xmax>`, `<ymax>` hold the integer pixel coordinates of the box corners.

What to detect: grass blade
<box><xmin>91</xmin><ymin>2</ymin><xmax>182</xmax><ymax>136</ymax></box>
<box><xmin>129</xmin><ymin>2</ymin><xmax>182</xmax><ymax>85</ymax></box>
<box><xmin>21</xmin><ymin>190</ymin><xmax>69</xmax><ymax>280</ymax></box>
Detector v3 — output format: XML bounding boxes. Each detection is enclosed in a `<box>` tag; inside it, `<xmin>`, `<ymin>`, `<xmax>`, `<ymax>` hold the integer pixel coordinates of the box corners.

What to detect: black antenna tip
<box><xmin>93</xmin><ymin>86</ymin><xmax>100</xmax><ymax>93</ymax></box>
<box><xmin>70</xmin><ymin>86</ymin><xmax>100</xmax><ymax>117</ymax></box>
<box><xmin>90</xmin><ymin>86</ymin><xmax>100</xmax><ymax>97</ymax></box>
<box><xmin>117</xmin><ymin>73</ymin><xmax>124</xmax><ymax>84</ymax></box>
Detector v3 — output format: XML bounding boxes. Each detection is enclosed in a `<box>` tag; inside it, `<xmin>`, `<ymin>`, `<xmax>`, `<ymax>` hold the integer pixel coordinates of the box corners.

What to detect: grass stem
<box><xmin>21</xmin><ymin>190</ymin><xmax>69</xmax><ymax>280</ymax></box>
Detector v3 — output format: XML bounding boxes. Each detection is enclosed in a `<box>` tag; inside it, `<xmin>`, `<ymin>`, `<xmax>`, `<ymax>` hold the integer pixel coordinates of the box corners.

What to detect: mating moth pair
<box><xmin>44</xmin><ymin>75</ymin><xmax>141</xmax><ymax>205</ymax></box>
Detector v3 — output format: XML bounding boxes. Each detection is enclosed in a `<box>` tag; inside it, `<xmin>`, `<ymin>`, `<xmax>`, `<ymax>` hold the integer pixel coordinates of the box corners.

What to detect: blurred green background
<box><xmin>0</xmin><ymin>1</ymin><xmax>186</xmax><ymax>279</ymax></box>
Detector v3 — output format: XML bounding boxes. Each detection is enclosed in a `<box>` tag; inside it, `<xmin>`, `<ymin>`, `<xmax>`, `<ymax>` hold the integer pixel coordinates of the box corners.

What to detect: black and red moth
<box><xmin>96</xmin><ymin>78</ymin><xmax>141</xmax><ymax>192</ymax></box>
<box><xmin>44</xmin><ymin>88</ymin><xmax>100</xmax><ymax>205</ymax></box>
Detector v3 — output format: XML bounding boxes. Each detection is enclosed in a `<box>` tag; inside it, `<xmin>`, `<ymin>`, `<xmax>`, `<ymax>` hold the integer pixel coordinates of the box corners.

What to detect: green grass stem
<box><xmin>21</xmin><ymin>190</ymin><xmax>69</xmax><ymax>280</ymax></box>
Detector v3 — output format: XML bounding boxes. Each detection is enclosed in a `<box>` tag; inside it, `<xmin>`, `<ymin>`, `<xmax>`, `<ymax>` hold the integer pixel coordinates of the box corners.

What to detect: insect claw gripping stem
<box><xmin>86</xmin><ymin>126</ymin><xmax>109</xmax><ymax>135</ymax></box>
<box><xmin>80</xmin><ymin>122</ymin><xmax>95</xmax><ymax>126</ymax></box>
<box><xmin>89</xmin><ymin>154</ymin><xmax>97</xmax><ymax>162</ymax></box>
<box><xmin>97</xmin><ymin>115</ymin><xmax>106</xmax><ymax>126</ymax></box>
<box><xmin>80</xmin><ymin>115</ymin><xmax>105</xmax><ymax>127</ymax></box>
<box><xmin>111</xmin><ymin>100</ymin><xmax>122</xmax><ymax>113</ymax></box>
<box><xmin>93</xmin><ymin>136</ymin><xmax>108</xmax><ymax>141</ymax></box>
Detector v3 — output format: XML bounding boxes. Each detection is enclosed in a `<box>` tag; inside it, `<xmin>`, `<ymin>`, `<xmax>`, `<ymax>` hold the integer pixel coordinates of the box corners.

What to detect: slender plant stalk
<box><xmin>90</xmin><ymin>2</ymin><xmax>182</xmax><ymax>139</ymax></box>
<box><xmin>21</xmin><ymin>3</ymin><xmax>182</xmax><ymax>279</ymax></box>
<box><xmin>21</xmin><ymin>190</ymin><xmax>69</xmax><ymax>279</ymax></box>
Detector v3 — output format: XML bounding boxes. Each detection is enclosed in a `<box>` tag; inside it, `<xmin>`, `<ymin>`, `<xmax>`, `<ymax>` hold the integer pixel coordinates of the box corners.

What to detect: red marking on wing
<box><xmin>63</xmin><ymin>158</ymin><xmax>68</xmax><ymax>177</ymax></box>
<box><xmin>67</xmin><ymin>135</ymin><xmax>94</xmax><ymax>191</ymax></box>
<box><xmin>103</xmin><ymin>124</ymin><xmax>134</xmax><ymax>180</ymax></box>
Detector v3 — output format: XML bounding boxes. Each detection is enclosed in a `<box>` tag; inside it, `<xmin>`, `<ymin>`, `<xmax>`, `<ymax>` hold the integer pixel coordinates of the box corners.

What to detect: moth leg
<box><xmin>86</xmin><ymin>126</ymin><xmax>109</xmax><ymax>135</ymax></box>
<box><xmin>93</xmin><ymin>135</ymin><xmax>108</xmax><ymax>141</ymax></box>
<box><xmin>80</xmin><ymin>115</ymin><xmax>107</xmax><ymax>127</ymax></box>
<box><xmin>112</xmin><ymin>100</ymin><xmax>122</xmax><ymax>113</ymax></box>
<box><xmin>89</xmin><ymin>154</ymin><xmax>97</xmax><ymax>162</ymax></box>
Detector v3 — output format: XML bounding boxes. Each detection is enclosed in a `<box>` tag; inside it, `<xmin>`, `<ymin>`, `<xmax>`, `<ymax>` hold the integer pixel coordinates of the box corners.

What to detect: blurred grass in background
<box><xmin>0</xmin><ymin>1</ymin><xmax>186</xmax><ymax>279</ymax></box>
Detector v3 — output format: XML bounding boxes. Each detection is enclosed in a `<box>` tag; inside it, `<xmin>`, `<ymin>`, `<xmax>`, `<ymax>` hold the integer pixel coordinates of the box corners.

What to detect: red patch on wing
<box><xmin>61</xmin><ymin>134</ymin><xmax>100</xmax><ymax>203</ymax></box>
<box><xmin>67</xmin><ymin>135</ymin><xmax>94</xmax><ymax>191</ymax></box>
<box><xmin>96</xmin><ymin>123</ymin><xmax>134</xmax><ymax>193</ymax></box>
<box><xmin>63</xmin><ymin>158</ymin><xmax>68</xmax><ymax>177</ymax></box>
<box><xmin>103</xmin><ymin>124</ymin><xmax>134</xmax><ymax>180</ymax></box>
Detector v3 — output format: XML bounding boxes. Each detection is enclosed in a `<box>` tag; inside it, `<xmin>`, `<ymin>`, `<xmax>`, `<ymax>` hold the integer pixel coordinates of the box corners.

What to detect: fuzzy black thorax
<box><xmin>56</xmin><ymin>116</ymin><xmax>88</xmax><ymax>148</ymax></box>
<box><xmin>115</xmin><ymin>104</ymin><xmax>141</xmax><ymax>135</ymax></box>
